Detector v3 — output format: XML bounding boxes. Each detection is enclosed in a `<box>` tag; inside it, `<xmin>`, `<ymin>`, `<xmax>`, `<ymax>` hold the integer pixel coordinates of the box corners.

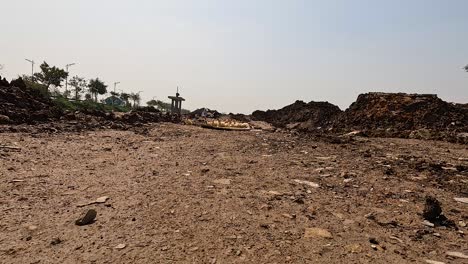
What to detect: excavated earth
<box><xmin>1</xmin><ymin>123</ymin><xmax>467</xmax><ymax>263</ymax></box>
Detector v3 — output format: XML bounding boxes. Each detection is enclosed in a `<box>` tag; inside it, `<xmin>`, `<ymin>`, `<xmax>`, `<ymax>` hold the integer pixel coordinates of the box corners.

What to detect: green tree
<box><xmin>147</xmin><ymin>99</ymin><xmax>158</xmax><ymax>107</ymax></box>
<box><xmin>21</xmin><ymin>74</ymin><xmax>49</xmax><ymax>96</ymax></box>
<box><xmin>84</xmin><ymin>93</ymin><xmax>93</xmax><ymax>101</ymax></box>
<box><xmin>88</xmin><ymin>78</ymin><xmax>107</xmax><ymax>102</ymax></box>
<box><xmin>69</xmin><ymin>76</ymin><xmax>87</xmax><ymax>101</ymax></box>
<box><xmin>120</xmin><ymin>92</ymin><xmax>131</xmax><ymax>107</ymax></box>
<box><xmin>33</xmin><ymin>62</ymin><xmax>68</xmax><ymax>91</ymax></box>
<box><xmin>129</xmin><ymin>93</ymin><xmax>141</xmax><ymax>108</ymax></box>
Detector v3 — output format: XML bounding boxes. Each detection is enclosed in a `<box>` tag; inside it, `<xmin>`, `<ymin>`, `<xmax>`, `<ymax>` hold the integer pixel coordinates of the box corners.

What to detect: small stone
<box><xmin>50</xmin><ymin>237</ymin><xmax>62</xmax><ymax>245</ymax></box>
<box><xmin>422</xmin><ymin>220</ymin><xmax>435</xmax><ymax>227</ymax></box>
<box><xmin>75</xmin><ymin>209</ymin><xmax>97</xmax><ymax>226</ymax></box>
<box><xmin>189</xmin><ymin>247</ymin><xmax>199</xmax><ymax>252</ymax></box>
<box><xmin>282</xmin><ymin>214</ymin><xmax>296</xmax><ymax>219</ymax></box>
<box><xmin>459</xmin><ymin>221</ymin><xmax>466</xmax><ymax>227</ymax></box>
<box><xmin>446</xmin><ymin>251</ymin><xmax>468</xmax><ymax>259</ymax></box>
<box><xmin>115</xmin><ymin>243</ymin><xmax>126</xmax><ymax>249</ymax></box>
<box><xmin>27</xmin><ymin>225</ymin><xmax>38</xmax><ymax>231</ymax></box>
<box><xmin>304</xmin><ymin>228</ymin><xmax>332</xmax><ymax>239</ymax></box>
<box><xmin>293</xmin><ymin>179</ymin><xmax>319</xmax><ymax>188</ymax></box>
<box><xmin>95</xmin><ymin>196</ymin><xmax>109</xmax><ymax>203</ymax></box>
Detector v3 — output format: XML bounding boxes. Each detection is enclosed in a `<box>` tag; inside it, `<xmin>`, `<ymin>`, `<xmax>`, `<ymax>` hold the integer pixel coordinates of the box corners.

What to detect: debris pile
<box><xmin>190</xmin><ymin>108</ymin><xmax>222</xmax><ymax>119</ymax></box>
<box><xmin>249</xmin><ymin>93</ymin><xmax>468</xmax><ymax>143</ymax></box>
<box><xmin>336</xmin><ymin>93</ymin><xmax>468</xmax><ymax>132</ymax></box>
<box><xmin>0</xmin><ymin>78</ymin><xmax>60</xmax><ymax>124</ymax></box>
<box><xmin>0</xmin><ymin>77</ymin><xmax>181</xmax><ymax>131</ymax></box>
<box><xmin>251</xmin><ymin>100</ymin><xmax>342</xmax><ymax>130</ymax></box>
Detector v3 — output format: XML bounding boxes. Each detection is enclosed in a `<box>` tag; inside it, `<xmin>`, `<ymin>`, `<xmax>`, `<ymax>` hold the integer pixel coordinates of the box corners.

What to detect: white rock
<box><xmin>115</xmin><ymin>243</ymin><xmax>126</xmax><ymax>249</ymax></box>
<box><xmin>422</xmin><ymin>220</ymin><xmax>435</xmax><ymax>227</ymax></box>
<box><xmin>95</xmin><ymin>196</ymin><xmax>109</xmax><ymax>203</ymax></box>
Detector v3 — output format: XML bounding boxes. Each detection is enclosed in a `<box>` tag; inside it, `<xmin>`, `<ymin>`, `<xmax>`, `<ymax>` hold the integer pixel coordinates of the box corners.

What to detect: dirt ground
<box><xmin>0</xmin><ymin>123</ymin><xmax>467</xmax><ymax>264</ymax></box>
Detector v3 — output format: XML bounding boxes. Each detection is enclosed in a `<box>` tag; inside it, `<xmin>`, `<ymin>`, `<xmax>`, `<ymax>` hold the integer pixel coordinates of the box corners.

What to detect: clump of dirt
<box><xmin>422</xmin><ymin>196</ymin><xmax>456</xmax><ymax>228</ymax></box>
<box><xmin>251</xmin><ymin>100</ymin><xmax>342</xmax><ymax>130</ymax></box>
<box><xmin>336</xmin><ymin>93</ymin><xmax>468</xmax><ymax>133</ymax></box>
<box><xmin>0</xmin><ymin>78</ymin><xmax>61</xmax><ymax>124</ymax></box>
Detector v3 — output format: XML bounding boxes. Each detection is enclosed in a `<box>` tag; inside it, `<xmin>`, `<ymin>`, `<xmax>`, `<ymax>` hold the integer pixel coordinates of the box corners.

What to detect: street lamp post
<box><xmin>113</xmin><ymin>82</ymin><xmax>120</xmax><ymax>106</ymax></box>
<box><xmin>25</xmin><ymin>59</ymin><xmax>35</xmax><ymax>77</ymax></box>
<box><xmin>137</xmin><ymin>91</ymin><xmax>143</xmax><ymax>108</ymax></box>
<box><xmin>65</xmin><ymin>63</ymin><xmax>76</xmax><ymax>96</ymax></box>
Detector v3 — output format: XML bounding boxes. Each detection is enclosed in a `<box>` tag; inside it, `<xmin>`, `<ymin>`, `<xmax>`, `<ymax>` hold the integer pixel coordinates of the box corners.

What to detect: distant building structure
<box><xmin>103</xmin><ymin>96</ymin><xmax>126</xmax><ymax>107</ymax></box>
<box><xmin>168</xmin><ymin>89</ymin><xmax>185</xmax><ymax>114</ymax></box>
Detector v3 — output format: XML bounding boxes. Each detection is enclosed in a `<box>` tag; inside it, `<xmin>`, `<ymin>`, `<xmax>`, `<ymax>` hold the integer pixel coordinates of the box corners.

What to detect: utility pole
<box><xmin>25</xmin><ymin>59</ymin><xmax>35</xmax><ymax>77</ymax></box>
<box><xmin>65</xmin><ymin>63</ymin><xmax>76</xmax><ymax>95</ymax></box>
<box><xmin>114</xmin><ymin>82</ymin><xmax>120</xmax><ymax>93</ymax></box>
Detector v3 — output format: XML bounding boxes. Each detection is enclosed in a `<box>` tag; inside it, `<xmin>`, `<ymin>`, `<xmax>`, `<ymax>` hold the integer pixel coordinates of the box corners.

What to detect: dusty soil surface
<box><xmin>0</xmin><ymin>123</ymin><xmax>467</xmax><ymax>263</ymax></box>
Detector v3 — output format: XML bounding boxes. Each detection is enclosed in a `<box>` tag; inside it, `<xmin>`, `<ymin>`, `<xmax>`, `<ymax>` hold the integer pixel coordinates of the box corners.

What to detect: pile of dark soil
<box><xmin>189</xmin><ymin>108</ymin><xmax>221</xmax><ymax>118</ymax></box>
<box><xmin>0</xmin><ymin>78</ymin><xmax>61</xmax><ymax>124</ymax></box>
<box><xmin>332</xmin><ymin>93</ymin><xmax>468</xmax><ymax>143</ymax></box>
<box><xmin>0</xmin><ymin>77</ymin><xmax>180</xmax><ymax>130</ymax></box>
<box><xmin>119</xmin><ymin>110</ymin><xmax>180</xmax><ymax>124</ymax></box>
<box><xmin>251</xmin><ymin>100</ymin><xmax>343</xmax><ymax>130</ymax></box>
<box><xmin>336</xmin><ymin>93</ymin><xmax>468</xmax><ymax>132</ymax></box>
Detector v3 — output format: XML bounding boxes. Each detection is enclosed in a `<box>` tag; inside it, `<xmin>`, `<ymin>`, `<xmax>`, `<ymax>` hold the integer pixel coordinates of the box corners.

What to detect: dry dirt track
<box><xmin>0</xmin><ymin>123</ymin><xmax>467</xmax><ymax>264</ymax></box>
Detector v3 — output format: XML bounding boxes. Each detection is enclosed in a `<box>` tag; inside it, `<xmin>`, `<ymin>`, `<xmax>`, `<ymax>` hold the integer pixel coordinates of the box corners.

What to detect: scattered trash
<box><xmin>75</xmin><ymin>209</ymin><xmax>97</xmax><ymax>226</ymax></box>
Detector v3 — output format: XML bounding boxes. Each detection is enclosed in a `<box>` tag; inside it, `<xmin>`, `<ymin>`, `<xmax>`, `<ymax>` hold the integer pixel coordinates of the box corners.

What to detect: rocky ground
<box><xmin>0</xmin><ymin>123</ymin><xmax>467</xmax><ymax>263</ymax></box>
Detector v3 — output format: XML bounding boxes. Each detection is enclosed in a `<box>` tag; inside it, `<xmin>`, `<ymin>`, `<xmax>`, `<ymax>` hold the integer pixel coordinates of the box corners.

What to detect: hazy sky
<box><xmin>1</xmin><ymin>0</ymin><xmax>468</xmax><ymax>113</ymax></box>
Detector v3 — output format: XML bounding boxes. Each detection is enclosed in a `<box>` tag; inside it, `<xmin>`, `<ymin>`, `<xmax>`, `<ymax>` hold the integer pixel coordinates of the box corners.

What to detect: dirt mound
<box><xmin>336</xmin><ymin>93</ymin><xmax>468</xmax><ymax>132</ymax></box>
<box><xmin>251</xmin><ymin>100</ymin><xmax>342</xmax><ymax>130</ymax></box>
<box><xmin>0</xmin><ymin>78</ymin><xmax>60</xmax><ymax>124</ymax></box>
<box><xmin>190</xmin><ymin>108</ymin><xmax>221</xmax><ymax>118</ymax></box>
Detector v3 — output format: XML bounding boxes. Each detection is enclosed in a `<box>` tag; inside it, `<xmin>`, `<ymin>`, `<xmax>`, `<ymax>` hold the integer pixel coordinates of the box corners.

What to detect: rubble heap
<box><xmin>251</xmin><ymin>100</ymin><xmax>342</xmax><ymax>130</ymax></box>
<box><xmin>0</xmin><ymin>77</ymin><xmax>60</xmax><ymax>124</ymax></box>
<box><xmin>335</xmin><ymin>93</ymin><xmax>468</xmax><ymax>135</ymax></box>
